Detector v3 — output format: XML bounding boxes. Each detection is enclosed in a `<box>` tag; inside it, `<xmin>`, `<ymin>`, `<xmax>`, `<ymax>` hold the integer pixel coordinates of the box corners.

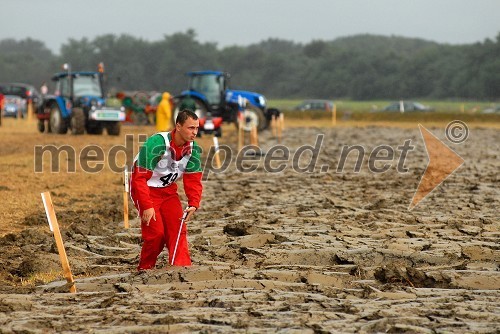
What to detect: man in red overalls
<box><xmin>130</xmin><ymin>110</ymin><xmax>203</xmax><ymax>270</ymax></box>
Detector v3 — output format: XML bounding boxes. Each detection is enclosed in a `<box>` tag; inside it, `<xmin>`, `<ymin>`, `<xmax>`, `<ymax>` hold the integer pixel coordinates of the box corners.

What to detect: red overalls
<box><xmin>130</xmin><ymin>130</ymin><xmax>202</xmax><ymax>270</ymax></box>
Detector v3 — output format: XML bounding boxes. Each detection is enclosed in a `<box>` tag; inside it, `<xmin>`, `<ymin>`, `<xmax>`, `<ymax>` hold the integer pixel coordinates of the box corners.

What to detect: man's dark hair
<box><xmin>176</xmin><ymin>110</ymin><xmax>198</xmax><ymax>125</ymax></box>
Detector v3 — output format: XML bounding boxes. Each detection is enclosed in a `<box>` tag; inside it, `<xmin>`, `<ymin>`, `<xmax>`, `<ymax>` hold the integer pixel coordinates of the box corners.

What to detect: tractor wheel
<box><xmin>238</xmin><ymin>104</ymin><xmax>267</xmax><ymax>132</ymax></box>
<box><xmin>49</xmin><ymin>105</ymin><xmax>68</xmax><ymax>134</ymax></box>
<box><xmin>70</xmin><ymin>108</ymin><xmax>85</xmax><ymax>135</ymax></box>
<box><xmin>106</xmin><ymin>122</ymin><xmax>121</xmax><ymax>136</ymax></box>
<box><xmin>37</xmin><ymin>120</ymin><xmax>45</xmax><ymax>133</ymax></box>
<box><xmin>172</xmin><ymin>98</ymin><xmax>207</xmax><ymax>128</ymax></box>
<box><xmin>87</xmin><ymin>122</ymin><xmax>103</xmax><ymax>135</ymax></box>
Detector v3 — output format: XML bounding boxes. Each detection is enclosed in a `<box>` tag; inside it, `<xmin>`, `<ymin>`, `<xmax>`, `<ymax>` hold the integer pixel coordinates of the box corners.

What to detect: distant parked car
<box><xmin>294</xmin><ymin>99</ymin><xmax>334</xmax><ymax>112</ymax></box>
<box><xmin>2</xmin><ymin>95</ymin><xmax>26</xmax><ymax>118</ymax></box>
<box><xmin>381</xmin><ymin>101</ymin><xmax>433</xmax><ymax>112</ymax></box>
<box><xmin>0</xmin><ymin>82</ymin><xmax>42</xmax><ymax>110</ymax></box>
<box><xmin>482</xmin><ymin>105</ymin><xmax>500</xmax><ymax>114</ymax></box>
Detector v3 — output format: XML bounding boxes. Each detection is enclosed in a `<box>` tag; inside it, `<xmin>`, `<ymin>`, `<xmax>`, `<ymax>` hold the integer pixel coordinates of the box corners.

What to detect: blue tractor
<box><xmin>37</xmin><ymin>63</ymin><xmax>125</xmax><ymax>135</ymax></box>
<box><xmin>173</xmin><ymin>71</ymin><xmax>278</xmax><ymax>133</ymax></box>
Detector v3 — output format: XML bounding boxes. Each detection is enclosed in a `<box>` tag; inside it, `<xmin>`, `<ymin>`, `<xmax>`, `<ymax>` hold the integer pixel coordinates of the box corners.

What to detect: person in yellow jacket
<box><xmin>156</xmin><ymin>92</ymin><xmax>172</xmax><ymax>131</ymax></box>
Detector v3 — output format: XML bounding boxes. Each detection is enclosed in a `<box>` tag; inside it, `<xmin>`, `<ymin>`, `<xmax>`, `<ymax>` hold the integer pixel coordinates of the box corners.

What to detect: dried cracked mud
<box><xmin>0</xmin><ymin>122</ymin><xmax>498</xmax><ymax>333</ymax></box>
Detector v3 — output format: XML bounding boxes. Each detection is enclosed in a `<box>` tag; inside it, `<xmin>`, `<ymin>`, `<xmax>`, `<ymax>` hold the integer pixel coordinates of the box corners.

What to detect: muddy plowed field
<box><xmin>0</xmin><ymin>118</ymin><xmax>498</xmax><ymax>333</ymax></box>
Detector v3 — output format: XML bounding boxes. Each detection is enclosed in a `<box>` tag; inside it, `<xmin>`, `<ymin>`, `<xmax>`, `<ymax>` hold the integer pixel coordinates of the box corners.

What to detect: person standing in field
<box><xmin>40</xmin><ymin>82</ymin><xmax>48</xmax><ymax>96</ymax></box>
<box><xmin>130</xmin><ymin>110</ymin><xmax>203</xmax><ymax>269</ymax></box>
<box><xmin>156</xmin><ymin>92</ymin><xmax>173</xmax><ymax>131</ymax></box>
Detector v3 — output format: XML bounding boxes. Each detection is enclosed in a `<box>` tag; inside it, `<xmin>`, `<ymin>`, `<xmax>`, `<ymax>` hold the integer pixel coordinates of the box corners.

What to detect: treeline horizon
<box><xmin>0</xmin><ymin>30</ymin><xmax>499</xmax><ymax>100</ymax></box>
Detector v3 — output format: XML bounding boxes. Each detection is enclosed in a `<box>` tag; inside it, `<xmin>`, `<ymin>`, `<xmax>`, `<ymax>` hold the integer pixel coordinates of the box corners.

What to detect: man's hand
<box><xmin>184</xmin><ymin>206</ymin><xmax>197</xmax><ymax>222</ymax></box>
<box><xmin>142</xmin><ymin>208</ymin><xmax>156</xmax><ymax>226</ymax></box>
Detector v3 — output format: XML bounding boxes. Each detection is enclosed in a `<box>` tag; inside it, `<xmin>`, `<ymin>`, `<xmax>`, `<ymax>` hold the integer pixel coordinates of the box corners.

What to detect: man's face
<box><xmin>176</xmin><ymin>117</ymin><xmax>199</xmax><ymax>143</ymax></box>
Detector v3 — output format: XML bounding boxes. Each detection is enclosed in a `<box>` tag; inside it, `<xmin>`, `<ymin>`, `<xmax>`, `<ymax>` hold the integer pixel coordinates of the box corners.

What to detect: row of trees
<box><xmin>1</xmin><ymin>30</ymin><xmax>499</xmax><ymax>100</ymax></box>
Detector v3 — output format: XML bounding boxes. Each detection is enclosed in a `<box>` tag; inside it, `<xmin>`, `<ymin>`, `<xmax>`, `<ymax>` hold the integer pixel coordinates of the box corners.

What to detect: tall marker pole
<box><xmin>123</xmin><ymin>168</ymin><xmax>130</xmax><ymax>229</ymax></box>
<box><xmin>41</xmin><ymin>192</ymin><xmax>76</xmax><ymax>293</ymax></box>
<box><xmin>213</xmin><ymin>136</ymin><xmax>222</xmax><ymax>169</ymax></box>
<box><xmin>238</xmin><ymin>117</ymin><xmax>244</xmax><ymax>151</ymax></box>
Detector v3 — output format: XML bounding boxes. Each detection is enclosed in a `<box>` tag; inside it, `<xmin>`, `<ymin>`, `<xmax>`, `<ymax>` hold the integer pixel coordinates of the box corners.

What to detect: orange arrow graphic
<box><xmin>409</xmin><ymin>124</ymin><xmax>464</xmax><ymax>210</ymax></box>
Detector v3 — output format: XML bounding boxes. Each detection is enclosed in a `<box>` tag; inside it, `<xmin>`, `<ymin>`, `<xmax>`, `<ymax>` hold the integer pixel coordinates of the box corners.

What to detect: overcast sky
<box><xmin>2</xmin><ymin>0</ymin><xmax>499</xmax><ymax>53</ymax></box>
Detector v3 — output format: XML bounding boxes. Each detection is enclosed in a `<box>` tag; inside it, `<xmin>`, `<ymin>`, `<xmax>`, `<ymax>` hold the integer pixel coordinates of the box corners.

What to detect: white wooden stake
<box><xmin>213</xmin><ymin>136</ymin><xmax>222</xmax><ymax>169</ymax></box>
<box><xmin>279</xmin><ymin>112</ymin><xmax>285</xmax><ymax>131</ymax></box>
<box><xmin>123</xmin><ymin>168</ymin><xmax>130</xmax><ymax>229</ymax></box>
<box><xmin>238</xmin><ymin>117</ymin><xmax>244</xmax><ymax>151</ymax></box>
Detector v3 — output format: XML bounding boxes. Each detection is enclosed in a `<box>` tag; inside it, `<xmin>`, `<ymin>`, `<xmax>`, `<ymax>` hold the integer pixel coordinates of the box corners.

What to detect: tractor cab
<box><xmin>187</xmin><ymin>71</ymin><xmax>228</xmax><ymax>112</ymax></box>
<box><xmin>53</xmin><ymin>72</ymin><xmax>104</xmax><ymax>106</ymax></box>
<box><xmin>173</xmin><ymin>71</ymin><xmax>228</xmax><ymax>137</ymax></box>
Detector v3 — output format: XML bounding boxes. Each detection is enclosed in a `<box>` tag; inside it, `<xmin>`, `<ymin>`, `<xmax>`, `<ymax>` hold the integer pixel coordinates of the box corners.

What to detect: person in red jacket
<box><xmin>130</xmin><ymin>110</ymin><xmax>203</xmax><ymax>270</ymax></box>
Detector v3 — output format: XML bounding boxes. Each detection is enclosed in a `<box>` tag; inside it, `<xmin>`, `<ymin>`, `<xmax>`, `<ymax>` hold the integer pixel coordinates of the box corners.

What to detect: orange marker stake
<box><xmin>27</xmin><ymin>100</ymin><xmax>34</xmax><ymax>121</ymax></box>
<box><xmin>277</xmin><ymin>114</ymin><xmax>282</xmax><ymax>144</ymax></box>
<box><xmin>250</xmin><ymin>125</ymin><xmax>259</xmax><ymax>146</ymax></box>
<box><xmin>271</xmin><ymin>115</ymin><xmax>277</xmax><ymax>138</ymax></box>
<box><xmin>279</xmin><ymin>112</ymin><xmax>285</xmax><ymax>131</ymax></box>
<box><xmin>41</xmin><ymin>192</ymin><xmax>76</xmax><ymax>293</ymax></box>
<box><xmin>331</xmin><ymin>104</ymin><xmax>337</xmax><ymax>126</ymax></box>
